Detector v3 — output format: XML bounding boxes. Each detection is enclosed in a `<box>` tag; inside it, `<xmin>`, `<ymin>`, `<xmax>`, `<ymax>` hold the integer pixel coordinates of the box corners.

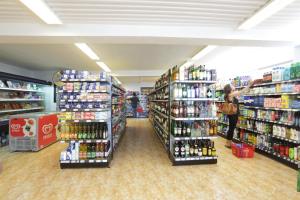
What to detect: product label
<box><xmin>38</xmin><ymin>114</ymin><xmax>58</xmax><ymax>148</ymax></box>
<box><xmin>10</xmin><ymin>118</ymin><xmax>36</xmax><ymax>137</ymax></box>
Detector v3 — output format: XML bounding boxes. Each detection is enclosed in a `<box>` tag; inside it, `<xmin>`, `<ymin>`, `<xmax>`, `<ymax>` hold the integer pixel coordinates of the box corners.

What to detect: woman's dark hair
<box><xmin>223</xmin><ymin>84</ymin><xmax>232</xmax><ymax>101</ymax></box>
<box><xmin>133</xmin><ymin>92</ymin><xmax>136</xmax><ymax>96</ymax></box>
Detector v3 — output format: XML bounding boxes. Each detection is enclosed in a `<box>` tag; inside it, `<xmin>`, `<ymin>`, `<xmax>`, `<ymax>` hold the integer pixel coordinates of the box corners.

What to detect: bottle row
<box><xmin>153</xmin><ymin>121</ymin><xmax>169</xmax><ymax>145</ymax></box>
<box><xmin>154</xmin><ymin>115</ymin><xmax>168</xmax><ymax>132</ymax></box>
<box><xmin>59</xmin><ymin>102</ymin><xmax>109</xmax><ymax>110</ymax></box>
<box><xmin>241</xmin><ymin>109</ymin><xmax>298</xmax><ymax>125</ymax></box>
<box><xmin>154</xmin><ymin>72</ymin><xmax>169</xmax><ymax>89</ymax></box>
<box><xmin>171</xmin><ymin>121</ymin><xmax>218</xmax><ymax>137</ymax></box>
<box><xmin>243</xmin><ymin>95</ymin><xmax>300</xmax><ymax>109</ymax></box>
<box><xmin>171</xmin><ymin>65</ymin><xmax>217</xmax><ymax>81</ymax></box>
<box><xmin>0</xmin><ymin>91</ymin><xmax>43</xmax><ymax>99</ymax></box>
<box><xmin>171</xmin><ymin>101</ymin><xmax>217</xmax><ymax>118</ymax></box>
<box><xmin>0</xmin><ymin>102</ymin><xmax>42</xmax><ymax>111</ymax></box>
<box><xmin>173</xmin><ymin>83</ymin><xmax>215</xmax><ymax>99</ymax></box>
<box><xmin>174</xmin><ymin>140</ymin><xmax>217</xmax><ymax>158</ymax></box>
<box><xmin>60</xmin><ymin>141</ymin><xmax>111</xmax><ymax>162</ymax></box>
<box><xmin>62</xmin><ymin>70</ymin><xmax>108</xmax><ymax>80</ymax></box>
<box><xmin>112</xmin><ymin>86</ymin><xmax>125</xmax><ymax>95</ymax></box>
<box><xmin>261</xmin><ymin>62</ymin><xmax>300</xmax><ymax>83</ymax></box>
<box><xmin>59</xmin><ymin>111</ymin><xmax>109</xmax><ymax>121</ymax></box>
<box><xmin>152</xmin><ymin>102</ymin><xmax>169</xmax><ymax>115</ymax></box>
<box><xmin>154</xmin><ymin>87</ymin><xmax>169</xmax><ymax>100</ymax></box>
<box><xmin>60</xmin><ymin>122</ymin><xmax>109</xmax><ymax>140</ymax></box>
<box><xmin>59</xmin><ymin>93</ymin><xmax>109</xmax><ymax>101</ymax></box>
<box><xmin>247</xmin><ymin>83</ymin><xmax>300</xmax><ymax>95</ymax></box>
<box><xmin>63</xmin><ymin>82</ymin><xmax>109</xmax><ymax>92</ymax></box>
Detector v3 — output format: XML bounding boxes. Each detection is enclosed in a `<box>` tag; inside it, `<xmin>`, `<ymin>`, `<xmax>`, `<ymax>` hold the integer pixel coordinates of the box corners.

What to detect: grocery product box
<box><xmin>281</xmin><ymin>95</ymin><xmax>290</xmax><ymax>109</ymax></box>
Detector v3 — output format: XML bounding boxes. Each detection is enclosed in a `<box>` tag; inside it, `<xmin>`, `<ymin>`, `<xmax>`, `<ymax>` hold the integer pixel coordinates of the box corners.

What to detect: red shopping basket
<box><xmin>231</xmin><ymin>142</ymin><xmax>255</xmax><ymax>158</ymax></box>
<box><xmin>136</xmin><ymin>106</ymin><xmax>143</xmax><ymax>113</ymax></box>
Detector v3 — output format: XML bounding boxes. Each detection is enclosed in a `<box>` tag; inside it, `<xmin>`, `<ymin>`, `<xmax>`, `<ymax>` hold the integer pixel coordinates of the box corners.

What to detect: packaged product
<box><xmin>296</xmin><ymin>62</ymin><xmax>300</xmax><ymax>79</ymax></box>
<box><xmin>290</xmin><ymin>64</ymin><xmax>297</xmax><ymax>79</ymax></box>
<box><xmin>283</xmin><ymin>67</ymin><xmax>290</xmax><ymax>81</ymax></box>
<box><xmin>281</xmin><ymin>95</ymin><xmax>290</xmax><ymax>109</ymax></box>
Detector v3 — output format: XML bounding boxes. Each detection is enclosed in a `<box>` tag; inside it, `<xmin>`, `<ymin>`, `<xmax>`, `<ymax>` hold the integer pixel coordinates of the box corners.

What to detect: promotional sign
<box><xmin>38</xmin><ymin>114</ymin><xmax>58</xmax><ymax>149</ymax></box>
<box><xmin>10</xmin><ymin>118</ymin><xmax>36</xmax><ymax>137</ymax></box>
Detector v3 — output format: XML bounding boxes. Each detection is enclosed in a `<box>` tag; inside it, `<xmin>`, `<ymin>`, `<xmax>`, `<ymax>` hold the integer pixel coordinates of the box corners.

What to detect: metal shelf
<box><xmin>172</xmin><ymin>98</ymin><xmax>218</xmax><ymax>101</ymax></box>
<box><xmin>245</xmin><ymin>92</ymin><xmax>299</xmax><ymax>96</ymax></box>
<box><xmin>243</xmin><ymin>106</ymin><xmax>300</xmax><ymax>112</ymax></box>
<box><xmin>61</xmin><ymin>78</ymin><xmax>109</xmax><ymax>82</ymax></box>
<box><xmin>112</xmin><ymin>84</ymin><xmax>126</xmax><ymax>93</ymax></box>
<box><xmin>0</xmin><ymin>107</ymin><xmax>44</xmax><ymax>114</ymax></box>
<box><xmin>171</xmin><ymin>135</ymin><xmax>218</xmax><ymax>141</ymax></box>
<box><xmin>60</xmin><ymin>99</ymin><xmax>109</xmax><ymax>103</ymax></box>
<box><xmin>171</xmin><ymin>153</ymin><xmax>217</xmax><ymax>165</ymax></box>
<box><xmin>153</xmin><ymin>118</ymin><xmax>169</xmax><ymax>135</ymax></box>
<box><xmin>0</xmin><ymin>99</ymin><xmax>44</xmax><ymax>102</ymax></box>
<box><xmin>60</xmin><ymin>108</ymin><xmax>110</xmax><ymax>112</ymax></box>
<box><xmin>253</xmin><ymin>79</ymin><xmax>300</xmax><ymax>87</ymax></box>
<box><xmin>60</xmin><ymin>139</ymin><xmax>109</xmax><ymax>143</ymax></box>
<box><xmin>171</xmin><ymin>116</ymin><xmax>218</xmax><ymax>121</ymax></box>
<box><xmin>59</xmin><ymin>90</ymin><xmax>108</xmax><ymax>93</ymax></box>
<box><xmin>255</xmin><ymin>147</ymin><xmax>299</xmax><ymax>170</ymax></box>
<box><xmin>171</xmin><ymin>80</ymin><xmax>216</xmax><ymax>84</ymax></box>
<box><xmin>151</xmin><ymin>108</ymin><xmax>169</xmax><ymax>119</ymax></box>
<box><xmin>149</xmin><ymin>99</ymin><xmax>169</xmax><ymax>102</ymax></box>
<box><xmin>243</xmin><ymin>116</ymin><xmax>294</xmax><ymax>126</ymax></box>
<box><xmin>272</xmin><ymin>135</ymin><xmax>300</xmax><ymax>144</ymax></box>
<box><xmin>60</xmin><ymin>119</ymin><xmax>108</xmax><ymax>123</ymax></box>
<box><xmin>0</xmin><ymin>87</ymin><xmax>44</xmax><ymax>93</ymax></box>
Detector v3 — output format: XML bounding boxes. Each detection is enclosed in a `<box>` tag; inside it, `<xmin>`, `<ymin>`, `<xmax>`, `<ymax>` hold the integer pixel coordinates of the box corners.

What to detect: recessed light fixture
<box><xmin>180</xmin><ymin>45</ymin><xmax>217</xmax><ymax>68</ymax></box>
<box><xmin>96</xmin><ymin>62</ymin><xmax>111</xmax><ymax>73</ymax></box>
<box><xmin>114</xmin><ymin>77</ymin><xmax>122</xmax><ymax>84</ymax></box>
<box><xmin>19</xmin><ymin>0</ymin><xmax>62</xmax><ymax>24</ymax></box>
<box><xmin>238</xmin><ymin>0</ymin><xmax>296</xmax><ymax>30</ymax></box>
<box><xmin>75</xmin><ymin>43</ymin><xmax>99</xmax><ymax>60</ymax></box>
<box><xmin>191</xmin><ymin>46</ymin><xmax>217</xmax><ymax>61</ymax></box>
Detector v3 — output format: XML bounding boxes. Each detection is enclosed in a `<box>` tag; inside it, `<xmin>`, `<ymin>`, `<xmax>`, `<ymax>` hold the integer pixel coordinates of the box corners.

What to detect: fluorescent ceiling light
<box><xmin>238</xmin><ymin>0</ymin><xmax>296</xmax><ymax>30</ymax></box>
<box><xmin>75</xmin><ymin>43</ymin><xmax>99</xmax><ymax>60</ymax></box>
<box><xmin>19</xmin><ymin>0</ymin><xmax>62</xmax><ymax>24</ymax></box>
<box><xmin>96</xmin><ymin>62</ymin><xmax>111</xmax><ymax>73</ymax></box>
<box><xmin>191</xmin><ymin>45</ymin><xmax>217</xmax><ymax>61</ymax></box>
<box><xmin>114</xmin><ymin>77</ymin><xmax>122</xmax><ymax>84</ymax></box>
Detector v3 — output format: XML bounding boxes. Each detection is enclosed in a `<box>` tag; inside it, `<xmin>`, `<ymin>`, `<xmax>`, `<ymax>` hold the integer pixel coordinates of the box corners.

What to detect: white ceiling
<box><xmin>0</xmin><ymin>0</ymin><xmax>300</xmax><ymax>85</ymax></box>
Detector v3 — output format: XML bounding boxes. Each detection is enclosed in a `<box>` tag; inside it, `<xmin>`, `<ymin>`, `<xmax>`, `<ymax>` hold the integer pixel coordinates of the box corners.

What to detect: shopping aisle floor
<box><xmin>0</xmin><ymin>119</ymin><xmax>299</xmax><ymax>200</ymax></box>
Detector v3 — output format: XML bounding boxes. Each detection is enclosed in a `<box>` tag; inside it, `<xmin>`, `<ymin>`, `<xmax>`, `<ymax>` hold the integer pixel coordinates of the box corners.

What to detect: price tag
<box><xmin>88</xmin><ymin>160</ymin><xmax>95</xmax><ymax>163</ymax></box>
<box><xmin>186</xmin><ymin>158</ymin><xmax>191</xmax><ymax>161</ymax></box>
<box><xmin>86</xmin><ymin>140</ymin><xmax>91</xmax><ymax>143</ymax></box>
<box><xmin>71</xmin><ymin>160</ymin><xmax>76</xmax><ymax>163</ymax></box>
<box><xmin>96</xmin><ymin>160</ymin><xmax>101</xmax><ymax>163</ymax></box>
<box><xmin>86</xmin><ymin>120</ymin><xmax>91</xmax><ymax>122</ymax></box>
<box><xmin>73</xmin><ymin>109</ymin><xmax>78</xmax><ymax>111</ymax></box>
<box><xmin>200</xmin><ymin>157</ymin><xmax>204</xmax><ymax>160</ymax></box>
<box><xmin>103</xmin><ymin>160</ymin><xmax>108</xmax><ymax>163</ymax></box>
<box><xmin>74</xmin><ymin>120</ymin><xmax>79</xmax><ymax>122</ymax></box>
<box><xmin>61</xmin><ymin>109</ymin><xmax>66</xmax><ymax>112</ymax></box>
<box><xmin>84</xmin><ymin>109</ymin><xmax>89</xmax><ymax>111</ymax></box>
<box><xmin>190</xmin><ymin>157</ymin><xmax>195</xmax><ymax>160</ymax></box>
<box><xmin>88</xmin><ymin>100</ymin><xmax>92</xmax><ymax>102</ymax></box>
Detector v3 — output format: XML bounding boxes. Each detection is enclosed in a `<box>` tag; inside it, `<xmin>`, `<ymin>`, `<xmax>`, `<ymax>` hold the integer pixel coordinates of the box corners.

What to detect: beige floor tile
<box><xmin>0</xmin><ymin>119</ymin><xmax>299</xmax><ymax>200</ymax></box>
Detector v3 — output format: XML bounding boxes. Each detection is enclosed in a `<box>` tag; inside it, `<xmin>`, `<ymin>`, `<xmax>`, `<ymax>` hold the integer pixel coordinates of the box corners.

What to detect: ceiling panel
<box><xmin>0</xmin><ymin>0</ymin><xmax>271</xmax><ymax>29</ymax></box>
<box><xmin>256</xmin><ymin>0</ymin><xmax>300</xmax><ymax>29</ymax></box>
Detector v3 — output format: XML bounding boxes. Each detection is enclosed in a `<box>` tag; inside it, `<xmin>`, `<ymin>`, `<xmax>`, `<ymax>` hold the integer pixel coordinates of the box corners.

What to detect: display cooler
<box><xmin>9</xmin><ymin>112</ymin><xmax>58</xmax><ymax>151</ymax></box>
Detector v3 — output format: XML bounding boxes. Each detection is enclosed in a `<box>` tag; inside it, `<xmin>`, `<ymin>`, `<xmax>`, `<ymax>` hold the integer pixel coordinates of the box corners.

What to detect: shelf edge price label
<box><xmin>88</xmin><ymin>160</ymin><xmax>95</xmax><ymax>163</ymax></box>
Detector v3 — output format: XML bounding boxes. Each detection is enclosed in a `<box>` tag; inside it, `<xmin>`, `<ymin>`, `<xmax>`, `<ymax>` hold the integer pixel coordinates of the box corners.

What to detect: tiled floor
<box><xmin>0</xmin><ymin>119</ymin><xmax>299</xmax><ymax>200</ymax></box>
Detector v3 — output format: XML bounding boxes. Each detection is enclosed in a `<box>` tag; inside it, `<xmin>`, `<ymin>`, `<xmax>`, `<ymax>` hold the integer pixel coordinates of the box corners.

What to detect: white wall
<box><xmin>123</xmin><ymin>82</ymin><xmax>154</xmax><ymax>92</ymax></box>
<box><xmin>195</xmin><ymin>46</ymin><xmax>295</xmax><ymax>80</ymax></box>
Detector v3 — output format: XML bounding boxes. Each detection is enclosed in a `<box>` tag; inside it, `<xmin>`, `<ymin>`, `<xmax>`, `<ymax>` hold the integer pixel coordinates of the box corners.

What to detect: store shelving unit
<box><xmin>216</xmin><ymin>79</ymin><xmax>300</xmax><ymax>169</ymax></box>
<box><xmin>58</xmin><ymin>70</ymin><xmax>126</xmax><ymax>168</ymax></box>
<box><xmin>0</xmin><ymin>72</ymin><xmax>48</xmax><ymax>147</ymax></box>
<box><xmin>149</xmin><ymin>67</ymin><xmax>219</xmax><ymax>166</ymax></box>
<box><xmin>111</xmin><ymin>80</ymin><xmax>127</xmax><ymax>153</ymax></box>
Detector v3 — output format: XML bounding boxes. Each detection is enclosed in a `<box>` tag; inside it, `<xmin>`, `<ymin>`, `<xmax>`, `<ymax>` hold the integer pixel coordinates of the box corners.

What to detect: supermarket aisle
<box><xmin>0</xmin><ymin>119</ymin><xmax>299</xmax><ymax>200</ymax></box>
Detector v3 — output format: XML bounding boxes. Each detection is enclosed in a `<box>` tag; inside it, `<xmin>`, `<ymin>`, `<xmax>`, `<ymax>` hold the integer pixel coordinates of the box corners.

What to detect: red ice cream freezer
<box><xmin>9</xmin><ymin>112</ymin><xmax>58</xmax><ymax>151</ymax></box>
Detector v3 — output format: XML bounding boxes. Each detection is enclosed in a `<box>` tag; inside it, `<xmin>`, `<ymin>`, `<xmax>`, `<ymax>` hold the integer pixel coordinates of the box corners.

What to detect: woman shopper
<box><xmin>223</xmin><ymin>81</ymin><xmax>255</xmax><ymax>148</ymax></box>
